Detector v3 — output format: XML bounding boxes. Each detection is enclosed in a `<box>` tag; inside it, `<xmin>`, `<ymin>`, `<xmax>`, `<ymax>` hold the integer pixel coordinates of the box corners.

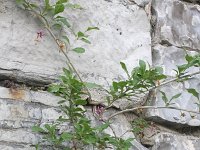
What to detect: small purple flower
<box><xmin>93</xmin><ymin>104</ymin><xmax>105</xmax><ymax>120</ymax></box>
<box><xmin>37</xmin><ymin>30</ymin><xmax>45</xmax><ymax>39</ymax></box>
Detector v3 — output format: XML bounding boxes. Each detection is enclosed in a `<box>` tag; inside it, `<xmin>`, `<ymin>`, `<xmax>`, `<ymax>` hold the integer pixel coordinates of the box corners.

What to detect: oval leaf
<box><xmin>86</xmin><ymin>27</ymin><xmax>99</xmax><ymax>32</ymax></box>
<box><xmin>187</xmin><ymin>88</ymin><xmax>199</xmax><ymax>100</ymax></box>
<box><xmin>54</xmin><ymin>4</ymin><xmax>64</xmax><ymax>15</ymax></box>
<box><xmin>74</xmin><ymin>99</ymin><xmax>87</xmax><ymax>105</ymax></box>
<box><xmin>72</xmin><ymin>47</ymin><xmax>85</xmax><ymax>53</ymax></box>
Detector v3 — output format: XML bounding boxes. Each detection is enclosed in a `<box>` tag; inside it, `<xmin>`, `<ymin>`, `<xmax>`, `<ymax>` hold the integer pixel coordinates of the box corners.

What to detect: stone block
<box><xmin>145</xmin><ymin>45</ymin><xmax>200</xmax><ymax>126</ymax></box>
<box><xmin>0</xmin><ymin>0</ymin><xmax>151</xmax><ymax>104</ymax></box>
<box><xmin>152</xmin><ymin>132</ymin><xmax>200</xmax><ymax>150</ymax></box>
<box><xmin>152</xmin><ymin>0</ymin><xmax>200</xmax><ymax>51</ymax></box>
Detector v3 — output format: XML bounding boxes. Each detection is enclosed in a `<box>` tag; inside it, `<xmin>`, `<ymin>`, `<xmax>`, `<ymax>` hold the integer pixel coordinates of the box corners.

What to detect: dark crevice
<box><xmin>150</xmin><ymin>4</ymin><xmax>158</xmax><ymax>43</ymax></box>
<box><xmin>0</xmin><ymin>79</ymin><xmax>49</xmax><ymax>91</ymax></box>
<box><xmin>0</xmin><ymin>68</ymin><xmax>56</xmax><ymax>87</ymax></box>
<box><xmin>159</xmin><ymin>40</ymin><xmax>200</xmax><ymax>52</ymax></box>
<box><xmin>180</xmin><ymin>0</ymin><xmax>200</xmax><ymax>5</ymax></box>
<box><xmin>160</xmin><ymin>40</ymin><xmax>173</xmax><ymax>47</ymax></box>
<box><xmin>145</xmin><ymin>116</ymin><xmax>196</xmax><ymax>129</ymax></box>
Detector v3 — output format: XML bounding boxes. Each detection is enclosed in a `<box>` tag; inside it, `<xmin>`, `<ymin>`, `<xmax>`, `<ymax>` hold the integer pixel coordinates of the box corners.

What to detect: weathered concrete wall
<box><xmin>0</xmin><ymin>0</ymin><xmax>200</xmax><ymax>149</ymax></box>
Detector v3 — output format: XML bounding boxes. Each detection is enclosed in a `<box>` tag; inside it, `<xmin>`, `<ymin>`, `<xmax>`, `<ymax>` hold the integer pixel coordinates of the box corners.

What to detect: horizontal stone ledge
<box><xmin>0</xmin><ymin>128</ymin><xmax>41</xmax><ymax>145</ymax></box>
<box><xmin>0</xmin><ymin>57</ymin><xmax>59</xmax><ymax>86</ymax></box>
<box><xmin>0</xmin><ymin>86</ymin><xmax>60</xmax><ymax>107</ymax></box>
<box><xmin>0</xmin><ymin>141</ymin><xmax>36</xmax><ymax>150</ymax></box>
<box><xmin>0</xmin><ymin>98</ymin><xmax>63</xmax><ymax>123</ymax></box>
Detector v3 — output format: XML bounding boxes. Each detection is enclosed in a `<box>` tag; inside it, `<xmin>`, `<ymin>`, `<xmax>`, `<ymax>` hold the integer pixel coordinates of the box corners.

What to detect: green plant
<box><xmin>132</xmin><ymin>118</ymin><xmax>148</xmax><ymax>135</ymax></box>
<box><xmin>108</xmin><ymin>53</ymin><xmax>200</xmax><ymax>119</ymax></box>
<box><xmin>33</xmin><ymin>68</ymin><xmax>134</xmax><ymax>149</ymax></box>
<box><xmin>106</xmin><ymin>60</ymin><xmax>167</xmax><ymax>107</ymax></box>
<box><xmin>15</xmin><ymin>0</ymin><xmax>200</xmax><ymax>150</ymax></box>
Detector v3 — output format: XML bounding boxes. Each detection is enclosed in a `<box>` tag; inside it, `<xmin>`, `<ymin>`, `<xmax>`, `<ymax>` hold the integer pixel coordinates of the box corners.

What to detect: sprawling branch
<box><xmin>108</xmin><ymin>106</ymin><xmax>200</xmax><ymax>120</ymax></box>
<box><xmin>107</xmin><ymin>70</ymin><xmax>200</xmax><ymax>119</ymax></box>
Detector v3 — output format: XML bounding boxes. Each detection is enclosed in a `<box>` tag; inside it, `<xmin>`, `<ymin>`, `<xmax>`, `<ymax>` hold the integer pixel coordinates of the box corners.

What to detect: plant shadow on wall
<box><xmin>15</xmin><ymin>0</ymin><xmax>200</xmax><ymax>149</ymax></box>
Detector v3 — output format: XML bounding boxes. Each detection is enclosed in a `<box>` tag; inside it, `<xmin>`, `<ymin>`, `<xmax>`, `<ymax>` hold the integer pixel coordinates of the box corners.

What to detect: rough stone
<box><xmin>86</xmin><ymin>107</ymin><xmax>148</xmax><ymax>150</ymax></box>
<box><xmin>131</xmin><ymin>0</ymin><xmax>150</xmax><ymax>7</ymax></box>
<box><xmin>0</xmin><ymin>86</ymin><xmax>62</xmax><ymax>128</ymax></box>
<box><xmin>0</xmin><ymin>85</ymin><xmax>147</xmax><ymax>149</ymax></box>
<box><xmin>151</xmin><ymin>132</ymin><xmax>200</xmax><ymax>150</ymax></box>
<box><xmin>0</xmin><ymin>129</ymin><xmax>40</xmax><ymax>144</ymax></box>
<box><xmin>141</xmin><ymin>122</ymin><xmax>180</xmax><ymax>146</ymax></box>
<box><xmin>0</xmin><ymin>0</ymin><xmax>151</xmax><ymax>89</ymax></box>
<box><xmin>0</xmin><ymin>86</ymin><xmax>60</xmax><ymax>107</ymax></box>
<box><xmin>152</xmin><ymin>0</ymin><xmax>200</xmax><ymax>51</ymax></box>
<box><xmin>0</xmin><ymin>144</ymin><xmax>35</xmax><ymax>150</ymax></box>
<box><xmin>145</xmin><ymin>45</ymin><xmax>200</xmax><ymax>126</ymax></box>
<box><xmin>180</xmin><ymin>0</ymin><xmax>200</xmax><ymax>5</ymax></box>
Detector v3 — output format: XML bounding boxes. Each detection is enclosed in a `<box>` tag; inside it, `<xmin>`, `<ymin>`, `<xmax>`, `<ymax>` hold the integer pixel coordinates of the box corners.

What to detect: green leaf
<box><xmin>139</xmin><ymin>60</ymin><xmax>146</xmax><ymax>71</ymax></box>
<box><xmin>74</xmin><ymin>99</ymin><xmax>87</xmax><ymax>105</ymax></box>
<box><xmin>44</xmin><ymin>124</ymin><xmax>56</xmax><ymax>133</ymax></box>
<box><xmin>118</xmin><ymin>81</ymin><xmax>127</xmax><ymax>89</ymax></box>
<box><xmin>30</xmin><ymin>3</ymin><xmax>38</xmax><ymax>8</ymax></box>
<box><xmin>72</xmin><ymin>47</ymin><xmax>85</xmax><ymax>53</ymax></box>
<box><xmin>156</xmin><ymin>74</ymin><xmax>167</xmax><ymax>80</ymax></box>
<box><xmin>52</xmin><ymin>23</ymin><xmax>62</xmax><ymax>29</ymax></box>
<box><xmin>185</xmin><ymin>54</ymin><xmax>193</xmax><ymax>63</ymax></box>
<box><xmin>84</xmin><ymin>82</ymin><xmax>101</xmax><ymax>88</ymax></box>
<box><xmin>62</xmin><ymin>35</ymin><xmax>70</xmax><ymax>44</ymax></box>
<box><xmin>77</xmin><ymin>31</ymin><xmax>85</xmax><ymax>38</ymax></box>
<box><xmin>16</xmin><ymin>0</ymin><xmax>25</xmax><ymax>5</ymax></box>
<box><xmin>45</xmin><ymin>0</ymin><xmax>50</xmax><ymax>6</ymax></box>
<box><xmin>35</xmin><ymin>144</ymin><xmax>40</xmax><ymax>150</ymax></box>
<box><xmin>159</xmin><ymin>90</ymin><xmax>168</xmax><ymax>105</ymax></box>
<box><xmin>56</xmin><ymin>0</ymin><xmax>68</xmax><ymax>4</ymax></box>
<box><xmin>48</xmin><ymin>84</ymin><xmax>60</xmax><ymax>93</ymax></box>
<box><xmin>96</xmin><ymin>121</ymin><xmax>110</xmax><ymax>132</ymax></box>
<box><xmin>155</xmin><ymin>67</ymin><xmax>164</xmax><ymax>74</ymax></box>
<box><xmin>112</xmin><ymin>82</ymin><xmax>118</xmax><ymax>91</ymax></box>
<box><xmin>86</xmin><ymin>27</ymin><xmax>99</xmax><ymax>32</ymax></box>
<box><xmin>61</xmin><ymin>132</ymin><xmax>73</xmax><ymax>140</ymax></box>
<box><xmin>32</xmin><ymin>126</ymin><xmax>45</xmax><ymax>133</ymax></box>
<box><xmin>120</xmin><ymin>62</ymin><xmax>130</xmax><ymax>78</ymax></box>
<box><xmin>187</xmin><ymin>88</ymin><xmax>199</xmax><ymax>100</ymax></box>
<box><xmin>106</xmin><ymin>96</ymin><xmax>111</xmax><ymax>105</ymax></box>
<box><xmin>170</xmin><ymin>93</ymin><xmax>181</xmax><ymax>101</ymax></box>
<box><xmin>44</xmin><ymin>0</ymin><xmax>53</xmax><ymax>12</ymax></box>
<box><xmin>55</xmin><ymin>16</ymin><xmax>71</xmax><ymax>28</ymax></box>
<box><xmin>54</xmin><ymin>4</ymin><xmax>65</xmax><ymax>15</ymax></box>
<box><xmin>63</xmin><ymin>68</ymin><xmax>71</xmax><ymax>76</ymax></box>
<box><xmin>81</xmin><ymin>38</ymin><xmax>91</xmax><ymax>44</ymax></box>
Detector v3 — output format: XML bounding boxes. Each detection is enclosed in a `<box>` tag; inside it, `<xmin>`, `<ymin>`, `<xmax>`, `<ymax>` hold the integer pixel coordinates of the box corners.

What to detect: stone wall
<box><xmin>0</xmin><ymin>0</ymin><xmax>199</xmax><ymax>149</ymax></box>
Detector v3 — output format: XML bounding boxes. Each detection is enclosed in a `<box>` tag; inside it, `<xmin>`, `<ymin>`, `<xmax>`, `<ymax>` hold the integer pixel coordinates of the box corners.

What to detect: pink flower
<box><xmin>93</xmin><ymin>104</ymin><xmax>105</xmax><ymax>120</ymax></box>
<box><xmin>36</xmin><ymin>30</ymin><xmax>45</xmax><ymax>39</ymax></box>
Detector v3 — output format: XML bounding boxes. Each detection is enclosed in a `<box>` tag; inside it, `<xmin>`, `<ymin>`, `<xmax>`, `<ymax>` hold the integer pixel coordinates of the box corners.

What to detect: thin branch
<box><xmin>26</xmin><ymin>4</ymin><xmax>92</xmax><ymax>100</ymax></box>
<box><xmin>151</xmin><ymin>70</ymin><xmax>200</xmax><ymax>90</ymax></box>
<box><xmin>128</xmin><ymin>70</ymin><xmax>200</xmax><ymax>98</ymax></box>
<box><xmin>107</xmin><ymin>106</ymin><xmax>200</xmax><ymax>120</ymax></box>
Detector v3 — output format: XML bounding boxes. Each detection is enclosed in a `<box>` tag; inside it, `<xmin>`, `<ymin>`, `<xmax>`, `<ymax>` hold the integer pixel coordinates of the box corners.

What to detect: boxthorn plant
<box><xmin>16</xmin><ymin>0</ymin><xmax>200</xmax><ymax>149</ymax></box>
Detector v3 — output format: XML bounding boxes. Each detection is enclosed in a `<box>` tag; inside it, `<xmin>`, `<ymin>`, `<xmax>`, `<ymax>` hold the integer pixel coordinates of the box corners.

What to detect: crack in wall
<box><xmin>159</xmin><ymin>40</ymin><xmax>200</xmax><ymax>52</ymax></box>
<box><xmin>180</xmin><ymin>0</ymin><xmax>200</xmax><ymax>5</ymax></box>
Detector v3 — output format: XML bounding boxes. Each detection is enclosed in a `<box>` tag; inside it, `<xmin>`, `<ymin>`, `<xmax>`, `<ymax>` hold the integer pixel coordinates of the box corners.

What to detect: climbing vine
<box><xmin>16</xmin><ymin>0</ymin><xmax>200</xmax><ymax>150</ymax></box>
